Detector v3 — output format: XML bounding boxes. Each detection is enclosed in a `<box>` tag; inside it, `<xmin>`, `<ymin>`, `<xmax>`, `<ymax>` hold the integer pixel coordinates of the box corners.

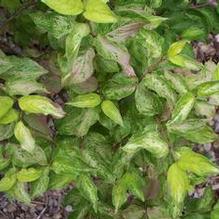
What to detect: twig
<box><xmin>0</xmin><ymin>0</ymin><xmax>37</xmax><ymax>31</ymax></box>
<box><xmin>190</xmin><ymin>2</ymin><xmax>209</xmax><ymax>9</ymax></box>
<box><xmin>36</xmin><ymin>206</ymin><xmax>47</xmax><ymax>219</ymax></box>
<box><xmin>0</xmin><ymin>209</ymin><xmax>8</xmax><ymax>219</ymax></box>
<box><xmin>141</xmin><ymin>56</ymin><xmax>166</xmax><ymax>79</ymax></box>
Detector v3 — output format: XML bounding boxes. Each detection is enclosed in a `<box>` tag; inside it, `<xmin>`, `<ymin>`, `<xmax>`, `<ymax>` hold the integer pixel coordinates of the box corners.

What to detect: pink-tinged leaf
<box><xmin>96</xmin><ymin>36</ymin><xmax>136</xmax><ymax>77</ymax></box>
<box><xmin>62</xmin><ymin>48</ymin><xmax>95</xmax><ymax>87</ymax></box>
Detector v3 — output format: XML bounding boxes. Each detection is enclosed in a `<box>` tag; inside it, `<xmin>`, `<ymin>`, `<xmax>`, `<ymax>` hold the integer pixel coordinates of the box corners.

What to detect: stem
<box><xmin>141</xmin><ymin>56</ymin><xmax>166</xmax><ymax>80</ymax></box>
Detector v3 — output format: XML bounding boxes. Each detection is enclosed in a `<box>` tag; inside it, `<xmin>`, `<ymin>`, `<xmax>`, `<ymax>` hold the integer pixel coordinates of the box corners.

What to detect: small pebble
<box><xmin>65</xmin><ymin>205</ymin><xmax>73</xmax><ymax>212</ymax></box>
<box><xmin>54</xmin><ymin>214</ymin><xmax>62</xmax><ymax>219</ymax></box>
<box><xmin>7</xmin><ymin>203</ymin><xmax>16</xmax><ymax>212</ymax></box>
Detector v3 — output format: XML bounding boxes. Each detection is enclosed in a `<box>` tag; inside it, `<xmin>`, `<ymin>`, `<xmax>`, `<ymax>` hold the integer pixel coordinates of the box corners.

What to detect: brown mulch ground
<box><xmin>0</xmin><ymin>189</ymin><xmax>73</xmax><ymax>219</ymax></box>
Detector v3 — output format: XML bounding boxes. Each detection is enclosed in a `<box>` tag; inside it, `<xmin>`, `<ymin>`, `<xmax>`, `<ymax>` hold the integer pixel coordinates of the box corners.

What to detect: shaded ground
<box><xmin>0</xmin><ymin>189</ymin><xmax>72</xmax><ymax>219</ymax></box>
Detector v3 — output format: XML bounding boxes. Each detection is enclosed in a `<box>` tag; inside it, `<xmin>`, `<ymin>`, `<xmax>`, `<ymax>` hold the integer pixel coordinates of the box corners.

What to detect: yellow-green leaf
<box><xmin>41</xmin><ymin>0</ymin><xmax>84</xmax><ymax>15</ymax></box>
<box><xmin>67</xmin><ymin>93</ymin><xmax>101</xmax><ymax>108</ymax></box>
<box><xmin>18</xmin><ymin>95</ymin><xmax>65</xmax><ymax>119</ymax></box>
<box><xmin>197</xmin><ymin>81</ymin><xmax>219</xmax><ymax>97</ymax></box>
<box><xmin>123</xmin><ymin>127</ymin><xmax>169</xmax><ymax>158</ymax></box>
<box><xmin>167</xmin><ymin>40</ymin><xmax>188</xmax><ymax>58</ymax></box>
<box><xmin>169</xmin><ymin>54</ymin><xmax>201</xmax><ymax>71</ymax></box>
<box><xmin>83</xmin><ymin>0</ymin><xmax>117</xmax><ymax>23</ymax></box>
<box><xmin>176</xmin><ymin>147</ymin><xmax>219</xmax><ymax>177</ymax></box>
<box><xmin>101</xmin><ymin>100</ymin><xmax>123</xmax><ymax>126</ymax></box>
<box><xmin>168</xmin><ymin>92</ymin><xmax>195</xmax><ymax>125</ymax></box>
<box><xmin>0</xmin><ymin>169</ymin><xmax>17</xmax><ymax>192</ymax></box>
<box><xmin>0</xmin><ymin>96</ymin><xmax>13</xmax><ymax>119</ymax></box>
<box><xmin>14</xmin><ymin>121</ymin><xmax>36</xmax><ymax>153</ymax></box>
<box><xmin>0</xmin><ymin>109</ymin><xmax>19</xmax><ymax>125</ymax></box>
<box><xmin>17</xmin><ymin>168</ymin><xmax>42</xmax><ymax>182</ymax></box>
<box><xmin>112</xmin><ymin>178</ymin><xmax>127</xmax><ymax>213</ymax></box>
<box><xmin>78</xmin><ymin>174</ymin><xmax>98</xmax><ymax>212</ymax></box>
<box><xmin>167</xmin><ymin>163</ymin><xmax>189</xmax><ymax>217</ymax></box>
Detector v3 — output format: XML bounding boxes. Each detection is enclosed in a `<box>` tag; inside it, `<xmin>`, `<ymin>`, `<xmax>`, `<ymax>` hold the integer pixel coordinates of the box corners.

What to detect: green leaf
<box><xmin>49</xmin><ymin>173</ymin><xmax>75</xmax><ymax>190</ymax></box>
<box><xmin>149</xmin><ymin>0</ymin><xmax>162</xmax><ymax>8</ymax></box>
<box><xmin>128</xmin><ymin>29</ymin><xmax>163</xmax><ymax>75</ymax></box>
<box><xmin>176</xmin><ymin>147</ymin><xmax>219</xmax><ymax>177</ymax></box>
<box><xmin>197</xmin><ymin>81</ymin><xmax>219</xmax><ymax>97</ymax></box>
<box><xmin>5</xmin><ymin>80</ymin><xmax>48</xmax><ymax>96</ymax></box>
<box><xmin>0</xmin><ymin>96</ymin><xmax>13</xmax><ymax>119</ymax></box>
<box><xmin>0</xmin><ymin>169</ymin><xmax>17</xmax><ymax>192</ymax></box>
<box><xmin>184</xmin><ymin>213</ymin><xmax>210</xmax><ymax>219</ymax></box>
<box><xmin>31</xmin><ymin>168</ymin><xmax>49</xmax><ymax>199</ymax></box>
<box><xmin>101</xmin><ymin>100</ymin><xmax>124</xmax><ymax>126</ymax></box>
<box><xmin>213</xmin><ymin>64</ymin><xmax>219</xmax><ymax>80</ymax></box>
<box><xmin>41</xmin><ymin>0</ymin><xmax>84</xmax><ymax>15</ymax></box>
<box><xmin>167</xmin><ymin>40</ymin><xmax>188</xmax><ymax>58</ymax></box>
<box><xmin>78</xmin><ymin>174</ymin><xmax>98</xmax><ymax>212</ymax></box>
<box><xmin>0</xmin><ymin>56</ymin><xmax>48</xmax><ymax>82</ymax></box>
<box><xmin>135</xmin><ymin>82</ymin><xmax>163</xmax><ymax>116</ymax></box>
<box><xmin>144</xmin><ymin>74</ymin><xmax>177</xmax><ymax>106</ymax></box>
<box><xmin>123</xmin><ymin>126</ymin><xmax>169</xmax><ymax>158</ymax></box>
<box><xmin>51</xmin><ymin>137</ymin><xmax>92</xmax><ymax>175</ymax></box>
<box><xmin>164</xmin><ymin>71</ymin><xmax>188</xmax><ymax>95</ymax></box>
<box><xmin>0</xmin><ymin>0</ymin><xmax>21</xmax><ymax>12</ymax></box>
<box><xmin>121</xmin><ymin>205</ymin><xmax>146</xmax><ymax>219</ymax></box>
<box><xmin>0</xmin><ymin>147</ymin><xmax>11</xmax><ymax>171</ymax></box>
<box><xmin>65</xmin><ymin>23</ymin><xmax>90</xmax><ymax>60</ymax></box>
<box><xmin>167</xmin><ymin>119</ymin><xmax>217</xmax><ymax>144</ymax></box>
<box><xmin>68</xmin><ymin>77</ymin><xmax>98</xmax><ymax>95</ymax></box>
<box><xmin>12</xmin><ymin>146</ymin><xmax>47</xmax><ymax>167</ymax></box>
<box><xmin>95</xmin><ymin>55</ymin><xmax>119</xmax><ymax>73</ymax></box>
<box><xmin>0</xmin><ymin>53</ymin><xmax>13</xmax><ymax>75</ymax></box>
<box><xmin>185</xmin><ymin>187</ymin><xmax>215</xmax><ymax>214</ymax></box>
<box><xmin>67</xmin><ymin>93</ymin><xmax>101</xmax><ymax>108</ymax></box>
<box><xmin>84</xmin><ymin>0</ymin><xmax>118</xmax><ymax>23</ymax></box>
<box><xmin>194</xmin><ymin>100</ymin><xmax>216</xmax><ymax>119</ymax></box>
<box><xmin>0</xmin><ymin>123</ymin><xmax>15</xmax><ymax>141</ymax></box>
<box><xmin>82</xmin><ymin>132</ymin><xmax>114</xmax><ymax>181</ymax></box>
<box><xmin>30</xmin><ymin>12</ymin><xmax>74</xmax><ymax>40</ymax></box>
<box><xmin>181</xmin><ymin>26</ymin><xmax>206</xmax><ymax>40</ymax></box>
<box><xmin>168</xmin><ymin>92</ymin><xmax>195</xmax><ymax>125</ymax></box>
<box><xmin>56</xmin><ymin>106</ymin><xmax>99</xmax><ymax>137</ymax></box>
<box><xmin>112</xmin><ymin>178</ymin><xmax>128</xmax><ymax>212</ymax></box>
<box><xmin>18</xmin><ymin>95</ymin><xmax>65</xmax><ymax>119</ymax></box>
<box><xmin>122</xmin><ymin>170</ymin><xmax>145</xmax><ymax>202</ymax></box>
<box><xmin>94</xmin><ymin>36</ymin><xmax>136</xmax><ymax>77</ymax></box>
<box><xmin>0</xmin><ymin>109</ymin><xmax>19</xmax><ymax>125</ymax></box>
<box><xmin>211</xmin><ymin>202</ymin><xmax>219</xmax><ymax>219</ymax></box>
<box><xmin>62</xmin><ymin>48</ymin><xmax>95</xmax><ymax>87</ymax></box>
<box><xmin>14</xmin><ymin>121</ymin><xmax>36</xmax><ymax>153</ymax></box>
<box><xmin>102</xmin><ymin>73</ymin><xmax>138</xmax><ymax>100</ymax></box>
<box><xmin>8</xmin><ymin>182</ymin><xmax>31</xmax><ymax>204</ymax></box>
<box><xmin>169</xmin><ymin>54</ymin><xmax>201</xmax><ymax>71</ymax></box>
<box><xmin>167</xmin><ymin>163</ymin><xmax>189</xmax><ymax>218</ymax></box>
<box><xmin>17</xmin><ymin>168</ymin><xmax>42</xmax><ymax>182</ymax></box>
<box><xmin>147</xmin><ymin>207</ymin><xmax>171</xmax><ymax>219</ymax></box>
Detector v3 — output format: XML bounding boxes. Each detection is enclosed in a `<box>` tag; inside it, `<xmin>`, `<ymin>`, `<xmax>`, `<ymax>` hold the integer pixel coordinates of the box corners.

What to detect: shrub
<box><xmin>0</xmin><ymin>0</ymin><xmax>219</xmax><ymax>218</ymax></box>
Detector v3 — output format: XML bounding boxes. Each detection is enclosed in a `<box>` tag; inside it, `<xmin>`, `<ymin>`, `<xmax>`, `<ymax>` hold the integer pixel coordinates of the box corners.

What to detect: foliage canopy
<box><xmin>0</xmin><ymin>0</ymin><xmax>219</xmax><ymax>218</ymax></box>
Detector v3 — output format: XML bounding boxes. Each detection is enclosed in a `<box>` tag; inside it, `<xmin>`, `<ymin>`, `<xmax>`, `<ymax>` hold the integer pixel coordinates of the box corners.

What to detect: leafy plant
<box><xmin>0</xmin><ymin>0</ymin><xmax>219</xmax><ymax>218</ymax></box>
